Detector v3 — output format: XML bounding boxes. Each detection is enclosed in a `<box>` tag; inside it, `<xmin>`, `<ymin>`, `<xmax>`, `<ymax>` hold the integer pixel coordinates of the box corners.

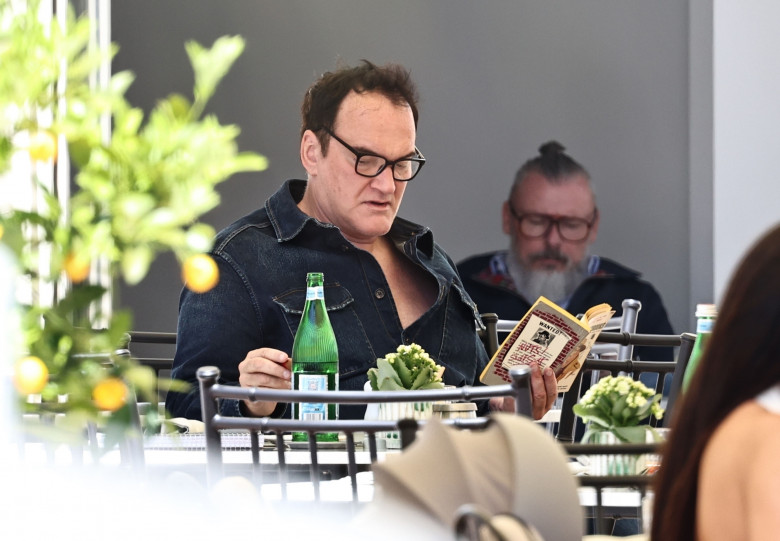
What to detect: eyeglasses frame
<box><xmin>507</xmin><ymin>203</ymin><xmax>598</xmax><ymax>242</ymax></box>
<box><xmin>318</xmin><ymin>127</ymin><xmax>426</xmax><ymax>182</ymax></box>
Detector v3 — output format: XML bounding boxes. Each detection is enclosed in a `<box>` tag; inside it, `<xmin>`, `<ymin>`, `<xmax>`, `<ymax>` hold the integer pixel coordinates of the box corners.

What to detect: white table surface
<box><xmin>11</xmin><ymin>433</ymin><xmax>648</xmax><ymax>512</ymax></box>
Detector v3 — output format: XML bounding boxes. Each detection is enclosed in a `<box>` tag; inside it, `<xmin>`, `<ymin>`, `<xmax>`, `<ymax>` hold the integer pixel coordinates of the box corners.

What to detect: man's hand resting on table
<box><xmin>238</xmin><ymin>347</ymin><xmax>291</xmax><ymax>417</ymax></box>
<box><xmin>488</xmin><ymin>364</ymin><xmax>558</xmax><ymax>420</ymax></box>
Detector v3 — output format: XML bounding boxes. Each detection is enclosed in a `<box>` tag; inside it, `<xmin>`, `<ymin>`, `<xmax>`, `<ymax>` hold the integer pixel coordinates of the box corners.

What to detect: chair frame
<box><xmin>197</xmin><ymin>365</ymin><xmax>533</xmax><ymax>502</ymax></box>
<box><xmin>562</xmin><ymin>441</ymin><xmax>661</xmax><ymax>535</ymax></box>
<box><xmin>480</xmin><ymin>298</ymin><xmax>643</xmax><ymax>359</ymax></box>
<box><xmin>555</xmin><ymin>332</ymin><xmax>696</xmax><ymax>443</ymax></box>
<box><xmin>126</xmin><ymin>331</ymin><xmax>177</xmax><ymax>378</ymax></box>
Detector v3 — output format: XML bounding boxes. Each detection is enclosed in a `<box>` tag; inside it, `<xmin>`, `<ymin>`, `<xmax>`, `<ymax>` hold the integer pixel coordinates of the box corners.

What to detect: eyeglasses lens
<box><xmin>520</xmin><ymin>215</ymin><xmax>589</xmax><ymax>241</ymax></box>
<box><xmin>356</xmin><ymin>156</ymin><xmax>420</xmax><ymax>181</ymax></box>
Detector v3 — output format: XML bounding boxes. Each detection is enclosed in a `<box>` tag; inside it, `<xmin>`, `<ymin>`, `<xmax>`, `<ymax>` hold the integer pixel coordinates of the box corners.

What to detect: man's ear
<box><xmin>300</xmin><ymin>129</ymin><xmax>321</xmax><ymax>176</ymax></box>
<box><xmin>502</xmin><ymin>200</ymin><xmax>513</xmax><ymax>235</ymax></box>
<box><xmin>588</xmin><ymin>207</ymin><xmax>600</xmax><ymax>243</ymax></box>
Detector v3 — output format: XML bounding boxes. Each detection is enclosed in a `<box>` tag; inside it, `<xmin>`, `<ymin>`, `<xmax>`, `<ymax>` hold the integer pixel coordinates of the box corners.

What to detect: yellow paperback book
<box><xmin>480</xmin><ymin>297</ymin><xmax>614</xmax><ymax>392</ymax></box>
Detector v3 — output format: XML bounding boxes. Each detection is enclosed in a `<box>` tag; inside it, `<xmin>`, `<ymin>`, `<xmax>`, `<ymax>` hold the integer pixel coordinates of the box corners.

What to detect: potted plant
<box><xmin>366</xmin><ymin>344</ymin><xmax>445</xmax><ymax>448</ymax></box>
<box><xmin>572</xmin><ymin>375</ymin><xmax>664</xmax><ymax>475</ymax></box>
<box><xmin>0</xmin><ymin>2</ymin><xmax>267</xmax><ymax>453</ymax></box>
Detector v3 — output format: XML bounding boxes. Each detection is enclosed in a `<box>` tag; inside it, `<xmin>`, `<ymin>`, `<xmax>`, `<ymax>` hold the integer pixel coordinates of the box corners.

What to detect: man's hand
<box><xmin>238</xmin><ymin>347</ymin><xmax>291</xmax><ymax>417</ymax></box>
<box><xmin>489</xmin><ymin>364</ymin><xmax>558</xmax><ymax>420</ymax></box>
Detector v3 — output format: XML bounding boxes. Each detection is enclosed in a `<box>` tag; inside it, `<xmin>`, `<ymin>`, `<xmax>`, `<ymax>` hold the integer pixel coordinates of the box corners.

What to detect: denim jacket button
<box><xmin>374</xmin><ymin>288</ymin><xmax>385</xmax><ymax>299</ymax></box>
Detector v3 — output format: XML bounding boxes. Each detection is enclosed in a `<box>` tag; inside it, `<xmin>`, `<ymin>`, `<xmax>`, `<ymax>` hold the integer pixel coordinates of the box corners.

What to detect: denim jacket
<box><xmin>167</xmin><ymin>180</ymin><xmax>488</xmax><ymax>420</ymax></box>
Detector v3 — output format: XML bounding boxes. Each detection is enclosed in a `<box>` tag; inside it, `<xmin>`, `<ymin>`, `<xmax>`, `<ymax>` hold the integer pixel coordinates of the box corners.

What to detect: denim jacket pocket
<box><xmin>272</xmin><ymin>283</ymin><xmax>375</xmax><ymax>384</ymax></box>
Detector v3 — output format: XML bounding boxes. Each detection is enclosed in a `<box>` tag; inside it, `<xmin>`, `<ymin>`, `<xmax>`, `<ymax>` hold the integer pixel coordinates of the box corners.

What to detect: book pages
<box><xmin>480</xmin><ymin>297</ymin><xmax>613</xmax><ymax>392</ymax></box>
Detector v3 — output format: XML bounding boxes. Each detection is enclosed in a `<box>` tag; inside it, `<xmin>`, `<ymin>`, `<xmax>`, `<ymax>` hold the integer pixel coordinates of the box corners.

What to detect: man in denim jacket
<box><xmin>168</xmin><ymin>61</ymin><xmax>557</xmax><ymax>421</ymax></box>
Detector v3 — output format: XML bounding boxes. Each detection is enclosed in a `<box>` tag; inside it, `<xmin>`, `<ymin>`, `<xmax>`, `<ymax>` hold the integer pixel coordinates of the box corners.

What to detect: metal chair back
<box><xmin>197</xmin><ymin>365</ymin><xmax>533</xmax><ymax>503</ymax></box>
<box><xmin>556</xmin><ymin>332</ymin><xmax>696</xmax><ymax>443</ymax></box>
<box><xmin>562</xmin><ymin>441</ymin><xmax>661</xmax><ymax>535</ymax></box>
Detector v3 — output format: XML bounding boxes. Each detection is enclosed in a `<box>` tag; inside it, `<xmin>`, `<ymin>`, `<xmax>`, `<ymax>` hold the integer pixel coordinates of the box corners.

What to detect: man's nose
<box><xmin>371</xmin><ymin>166</ymin><xmax>397</xmax><ymax>193</ymax></box>
<box><xmin>544</xmin><ymin>221</ymin><xmax>563</xmax><ymax>245</ymax></box>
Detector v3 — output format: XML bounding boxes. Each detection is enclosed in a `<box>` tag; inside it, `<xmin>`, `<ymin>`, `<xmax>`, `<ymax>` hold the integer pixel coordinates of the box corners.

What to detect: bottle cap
<box><xmin>695</xmin><ymin>303</ymin><xmax>718</xmax><ymax>318</ymax></box>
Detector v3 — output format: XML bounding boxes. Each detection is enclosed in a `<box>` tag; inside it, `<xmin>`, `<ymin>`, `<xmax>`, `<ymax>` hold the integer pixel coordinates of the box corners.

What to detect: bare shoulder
<box><xmin>743</xmin><ymin>401</ymin><xmax>780</xmax><ymax>479</ymax></box>
<box><xmin>743</xmin><ymin>402</ymin><xmax>780</xmax><ymax>540</ymax></box>
<box><xmin>698</xmin><ymin>401</ymin><xmax>780</xmax><ymax>541</ymax></box>
<box><xmin>724</xmin><ymin>402</ymin><xmax>780</xmax><ymax>540</ymax></box>
<box><xmin>712</xmin><ymin>401</ymin><xmax>780</xmax><ymax>457</ymax></box>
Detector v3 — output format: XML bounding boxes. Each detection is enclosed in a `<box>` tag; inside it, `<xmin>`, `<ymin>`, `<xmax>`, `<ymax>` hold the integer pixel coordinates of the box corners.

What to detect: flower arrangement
<box><xmin>367</xmin><ymin>343</ymin><xmax>445</xmax><ymax>391</ymax></box>
<box><xmin>0</xmin><ymin>3</ymin><xmax>266</xmax><ymax>445</ymax></box>
<box><xmin>572</xmin><ymin>375</ymin><xmax>664</xmax><ymax>443</ymax></box>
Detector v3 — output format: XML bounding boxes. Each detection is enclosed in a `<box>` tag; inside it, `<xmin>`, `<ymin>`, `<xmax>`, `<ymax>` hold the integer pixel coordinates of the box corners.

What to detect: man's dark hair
<box><xmin>300</xmin><ymin>59</ymin><xmax>420</xmax><ymax>153</ymax></box>
<box><xmin>511</xmin><ymin>141</ymin><xmax>591</xmax><ymax>199</ymax></box>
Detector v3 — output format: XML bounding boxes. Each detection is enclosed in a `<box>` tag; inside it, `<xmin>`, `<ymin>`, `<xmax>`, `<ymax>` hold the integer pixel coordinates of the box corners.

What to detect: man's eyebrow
<box><xmin>354</xmin><ymin>144</ymin><xmax>418</xmax><ymax>160</ymax></box>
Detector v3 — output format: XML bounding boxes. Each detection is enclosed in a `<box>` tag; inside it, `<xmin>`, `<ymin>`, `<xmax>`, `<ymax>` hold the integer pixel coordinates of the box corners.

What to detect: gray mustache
<box><xmin>529</xmin><ymin>250</ymin><xmax>569</xmax><ymax>265</ymax></box>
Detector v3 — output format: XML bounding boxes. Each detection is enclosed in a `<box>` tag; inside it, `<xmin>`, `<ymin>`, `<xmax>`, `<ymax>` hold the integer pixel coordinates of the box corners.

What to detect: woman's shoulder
<box><xmin>710</xmin><ymin>401</ymin><xmax>780</xmax><ymax>475</ymax></box>
<box><xmin>703</xmin><ymin>401</ymin><xmax>780</xmax><ymax>474</ymax></box>
<box><xmin>697</xmin><ymin>401</ymin><xmax>780</xmax><ymax>540</ymax></box>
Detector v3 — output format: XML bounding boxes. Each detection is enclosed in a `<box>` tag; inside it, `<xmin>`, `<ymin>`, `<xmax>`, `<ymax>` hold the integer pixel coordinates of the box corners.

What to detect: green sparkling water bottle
<box><xmin>682</xmin><ymin>303</ymin><xmax>718</xmax><ymax>391</ymax></box>
<box><xmin>291</xmin><ymin>272</ymin><xmax>339</xmax><ymax>442</ymax></box>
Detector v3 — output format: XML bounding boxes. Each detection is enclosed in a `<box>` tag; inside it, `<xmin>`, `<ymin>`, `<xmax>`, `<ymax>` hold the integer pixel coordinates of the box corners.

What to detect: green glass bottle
<box><xmin>682</xmin><ymin>303</ymin><xmax>718</xmax><ymax>391</ymax></box>
<box><xmin>291</xmin><ymin>272</ymin><xmax>339</xmax><ymax>442</ymax></box>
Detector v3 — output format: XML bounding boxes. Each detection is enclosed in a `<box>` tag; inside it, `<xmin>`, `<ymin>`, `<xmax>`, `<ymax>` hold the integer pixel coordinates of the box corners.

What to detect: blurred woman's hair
<box><xmin>651</xmin><ymin>222</ymin><xmax>780</xmax><ymax>541</ymax></box>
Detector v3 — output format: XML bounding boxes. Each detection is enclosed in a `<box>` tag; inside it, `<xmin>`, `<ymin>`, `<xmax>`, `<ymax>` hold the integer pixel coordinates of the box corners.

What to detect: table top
<box><xmin>12</xmin><ymin>431</ymin><xmax>651</xmax><ymax>514</ymax></box>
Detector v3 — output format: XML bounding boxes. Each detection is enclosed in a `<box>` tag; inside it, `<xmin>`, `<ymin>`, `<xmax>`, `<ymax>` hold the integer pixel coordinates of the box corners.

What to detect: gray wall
<box><xmin>112</xmin><ymin>1</ymin><xmax>691</xmax><ymax>336</ymax></box>
<box><xmin>711</xmin><ymin>0</ymin><xmax>780</xmax><ymax>302</ymax></box>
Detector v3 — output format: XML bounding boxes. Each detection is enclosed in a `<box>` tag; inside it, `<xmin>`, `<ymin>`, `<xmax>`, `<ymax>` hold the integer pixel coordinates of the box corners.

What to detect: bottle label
<box><xmin>696</xmin><ymin>318</ymin><xmax>716</xmax><ymax>333</ymax></box>
<box><xmin>306</xmin><ymin>286</ymin><xmax>324</xmax><ymax>301</ymax></box>
<box><xmin>297</xmin><ymin>374</ymin><xmax>328</xmax><ymax>421</ymax></box>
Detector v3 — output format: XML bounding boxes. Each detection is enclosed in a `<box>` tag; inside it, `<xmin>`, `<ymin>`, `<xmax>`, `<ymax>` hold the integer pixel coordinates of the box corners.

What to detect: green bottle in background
<box><xmin>291</xmin><ymin>272</ymin><xmax>339</xmax><ymax>442</ymax></box>
<box><xmin>682</xmin><ymin>303</ymin><xmax>718</xmax><ymax>391</ymax></box>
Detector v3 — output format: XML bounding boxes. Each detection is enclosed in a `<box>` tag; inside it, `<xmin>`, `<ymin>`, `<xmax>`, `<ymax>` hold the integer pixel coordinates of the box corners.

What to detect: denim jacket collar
<box><xmin>267</xmin><ymin>179</ymin><xmax>435</xmax><ymax>258</ymax></box>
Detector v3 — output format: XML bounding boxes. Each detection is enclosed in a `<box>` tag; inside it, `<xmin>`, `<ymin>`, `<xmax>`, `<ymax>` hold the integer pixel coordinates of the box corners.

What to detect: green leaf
<box><xmin>613</xmin><ymin>425</ymin><xmax>652</xmax><ymax>444</ymax></box>
<box><xmin>367</xmin><ymin>368</ymin><xmax>379</xmax><ymax>391</ymax></box>
<box><xmin>410</xmin><ymin>366</ymin><xmax>432</xmax><ymax>390</ymax></box>
<box><xmin>611</xmin><ymin>394</ymin><xmax>628</xmax><ymax>419</ymax></box>
<box><xmin>393</xmin><ymin>355</ymin><xmax>413</xmax><ymax>388</ymax></box>
<box><xmin>375</xmin><ymin>377</ymin><xmax>405</xmax><ymax>391</ymax></box>
<box><xmin>67</xmin><ymin>136</ymin><xmax>93</xmax><ymax>168</ymax></box>
<box><xmin>121</xmin><ymin>245</ymin><xmax>153</xmax><ymax>285</ymax></box>
<box><xmin>116</xmin><ymin>193</ymin><xmax>157</xmax><ymax>221</ymax></box>
<box><xmin>234</xmin><ymin>152</ymin><xmax>269</xmax><ymax>172</ymax></box>
<box><xmin>416</xmin><ymin>380</ymin><xmax>445</xmax><ymax>390</ymax></box>
<box><xmin>372</xmin><ymin>358</ymin><xmax>404</xmax><ymax>390</ymax></box>
<box><xmin>184</xmin><ymin>223</ymin><xmax>216</xmax><ymax>253</ymax></box>
<box><xmin>186</xmin><ymin>35</ymin><xmax>245</xmax><ymax>116</ymax></box>
<box><xmin>573</xmin><ymin>405</ymin><xmax>611</xmax><ymax>429</ymax></box>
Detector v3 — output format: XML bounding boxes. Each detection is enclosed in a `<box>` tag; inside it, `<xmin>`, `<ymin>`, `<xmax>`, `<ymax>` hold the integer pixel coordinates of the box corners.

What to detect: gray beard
<box><xmin>506</xmin><ymin>249</ymin><xmax>590</xmax><ymax>306</ymax></box>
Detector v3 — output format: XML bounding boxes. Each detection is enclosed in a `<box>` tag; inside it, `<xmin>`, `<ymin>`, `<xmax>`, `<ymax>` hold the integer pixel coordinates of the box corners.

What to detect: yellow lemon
<box><xmin>64</xmin><ymin>252</ymin><xmax>90</xmax><ymax>283</ymax></box>
<box><xmin>13</xmin><ymin>356</ymin><xmax>49</xmax><ymax>395</ymax></box>
<box><xmin>28</xmin><ymin>130</ymin><xmax>58</xmax><ymax>162</ymax></box>
<box><xmin>182</xmin><ymin>254</ymin><xmax>219</xmax><ymax>293</ymax></box>
<box><xmin>92</xmin><ymin>377</ymin><xmax>128</xmax><ymax>411</ymax></box>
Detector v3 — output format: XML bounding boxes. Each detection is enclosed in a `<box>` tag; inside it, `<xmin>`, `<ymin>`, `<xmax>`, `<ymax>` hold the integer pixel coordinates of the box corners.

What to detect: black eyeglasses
<box><xmin>508</xmin><ymin>204</ymin><xmax>598</xmax><ymax>242</ymax></box>
<box><xmin>320</xmin><ymin>127</ymin><xmax>426</xmax><ymax>182</ymax></box>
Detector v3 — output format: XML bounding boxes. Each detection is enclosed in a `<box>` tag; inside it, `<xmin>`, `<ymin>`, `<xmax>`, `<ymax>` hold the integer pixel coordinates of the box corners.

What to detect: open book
<box><xmin>480</xmin><ymin>297</ymin><xmax>614</xmax><ymax>392</ymax></box>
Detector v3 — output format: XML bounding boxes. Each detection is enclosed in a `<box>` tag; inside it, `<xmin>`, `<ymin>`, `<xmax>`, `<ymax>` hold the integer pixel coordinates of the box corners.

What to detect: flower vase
<box><xmin>590</xmin><ymin>431</ymin><xmax>639</xmax><ymax>476</ymax></box>
<box><xmin>377</xmin><ymin>400</ymin><xmax>433</xmax><ymax>449</ymax></box>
